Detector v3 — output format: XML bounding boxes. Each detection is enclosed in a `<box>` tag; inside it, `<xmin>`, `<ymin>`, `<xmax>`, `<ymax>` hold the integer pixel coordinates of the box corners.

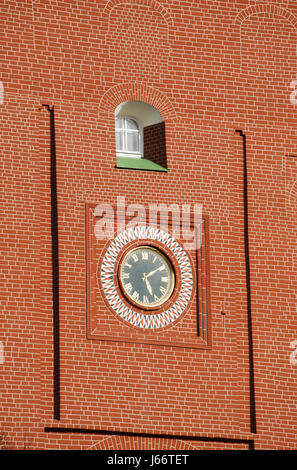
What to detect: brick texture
<box><xmin>143</xmin><ymin>122</ymin><xmax>167</xmax><ymax>168</ymax></box>
<box><xmin>1</xmin><ymin>0</ymin><xmax>297</xmax><ymax>450</ymax></box>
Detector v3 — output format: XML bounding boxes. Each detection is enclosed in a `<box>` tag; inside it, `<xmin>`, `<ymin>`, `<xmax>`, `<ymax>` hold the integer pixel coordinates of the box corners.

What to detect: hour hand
<box><xmin>146</xmin><ymin>266</ymin><xmax>163</xmax><ymax>278</ymax></box>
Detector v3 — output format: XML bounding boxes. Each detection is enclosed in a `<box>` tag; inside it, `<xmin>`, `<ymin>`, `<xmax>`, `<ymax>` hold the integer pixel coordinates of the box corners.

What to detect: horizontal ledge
<box><xmin>116</xmin><ymin>157</ymin><xmax>168</xmax><ymax>172</ymax></box>
<box><xmin>44</xmin><ymin>427</ymin><xmax>254</xmax><ymax>448</ymax></box>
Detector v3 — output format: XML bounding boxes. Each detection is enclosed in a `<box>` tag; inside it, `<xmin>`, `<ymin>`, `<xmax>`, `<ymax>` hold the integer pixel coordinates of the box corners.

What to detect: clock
<box><xmin>100</xmin><ymin>226</ymin><xmax>194</xmax><ymax>329</ymax></box>
<box><xmin>119</xmin><ymin>246</ymin><xmax>175</xmax><ymax>309</ymax></box>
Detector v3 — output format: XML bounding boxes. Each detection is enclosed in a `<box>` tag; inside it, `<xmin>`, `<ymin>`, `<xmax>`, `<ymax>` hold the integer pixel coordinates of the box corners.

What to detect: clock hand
<box><xmin>144</xmin><ymin>276</ymin><xmax>153</xmax><ymax>296</ymax></box>
<box><xmin>146</xmin><ymin>266</ymin><xmax>164</xmax><ymax>278</ymax></box>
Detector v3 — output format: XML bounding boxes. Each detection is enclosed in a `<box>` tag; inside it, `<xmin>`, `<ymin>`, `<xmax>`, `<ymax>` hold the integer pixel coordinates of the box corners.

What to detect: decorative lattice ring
<box><xmin>99</xmin><ymin>226</ymin><xmax>193</xmax><ymax>329</ymax></box>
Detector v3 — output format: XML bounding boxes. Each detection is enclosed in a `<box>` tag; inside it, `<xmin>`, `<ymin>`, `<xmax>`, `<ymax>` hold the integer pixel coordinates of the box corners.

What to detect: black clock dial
<box><xmin>119</xmin><ymin>246</ymin><xmax>175</xmax><ymax>308</ymax></box>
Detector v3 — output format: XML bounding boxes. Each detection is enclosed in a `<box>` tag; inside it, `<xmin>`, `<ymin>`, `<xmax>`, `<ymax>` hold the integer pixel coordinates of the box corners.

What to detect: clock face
<box><xmin>119</xmin><ymin>246</ymin><xmax>175</xmax><ymax>308</ymax></box>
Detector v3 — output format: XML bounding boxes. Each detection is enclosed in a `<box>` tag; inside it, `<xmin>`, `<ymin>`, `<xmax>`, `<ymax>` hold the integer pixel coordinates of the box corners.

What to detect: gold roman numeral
<box><xmin>132</xmin><ymin>291</ymin><xmax>139</xmax><ymax>301</ymax></box>
<box><xmin>125</xmin><ymin>282</ymin><xmax>132</xmax><ymax>294</ymax></box>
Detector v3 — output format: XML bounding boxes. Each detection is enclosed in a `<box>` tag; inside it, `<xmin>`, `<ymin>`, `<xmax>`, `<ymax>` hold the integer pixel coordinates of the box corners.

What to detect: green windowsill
<box><xmin>116</xmin><ymin>157</ymin><xmax>168</xmax><ymax>172</ymax></box>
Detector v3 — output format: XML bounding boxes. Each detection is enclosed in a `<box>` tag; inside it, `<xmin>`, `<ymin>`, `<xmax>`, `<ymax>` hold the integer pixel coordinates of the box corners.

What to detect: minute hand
<box><xmin>144</xmin><ymin>277</ymin><xmax>153</xmax><ymax>295</ymax></box>
<box><xmin>146</xmin><ymin>266</ymin><xmax>164</xmax><ymax>278</ymax></box>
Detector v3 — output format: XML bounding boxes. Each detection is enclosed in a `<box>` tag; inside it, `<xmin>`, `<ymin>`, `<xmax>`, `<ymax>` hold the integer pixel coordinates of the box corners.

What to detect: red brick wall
<box><xmin>1</xmin><ymin>0</ymin><xmax>297</xmax><ymax>450</ymax></box>
<box><xmin>143</xmin><ymin>122</ymin><xmax>167</xmax><ymax>168</ymax></box>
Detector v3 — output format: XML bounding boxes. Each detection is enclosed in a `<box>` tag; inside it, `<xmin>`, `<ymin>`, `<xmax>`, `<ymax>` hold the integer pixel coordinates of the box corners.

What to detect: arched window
<box><xmin>115</xmin><ymin>101</ymin><xmax>167</xmax><ymax>171</ymax></box>
<box><xmin>115</xmin><ymin>117</ymin><xmax>141</xmax><ymax>158</ymax></box>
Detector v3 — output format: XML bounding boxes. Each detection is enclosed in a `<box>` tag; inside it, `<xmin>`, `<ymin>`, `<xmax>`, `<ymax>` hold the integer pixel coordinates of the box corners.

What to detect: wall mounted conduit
<box><xmin>40</xmin><ymin>104</ymin><xmax>60</xmax><ymax>421</ymax></box>
<box><xmin>235</xmin><ymin>129</ymin><xmax>256</xmax><ymax>434</ymax></box>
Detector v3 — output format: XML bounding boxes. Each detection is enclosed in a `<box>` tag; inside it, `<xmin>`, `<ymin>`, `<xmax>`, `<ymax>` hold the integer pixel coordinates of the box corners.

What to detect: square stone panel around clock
<box><xmin>85</xmin><ymin>203</ymin><xmax>211</xmax><ymax>350</ymax></box>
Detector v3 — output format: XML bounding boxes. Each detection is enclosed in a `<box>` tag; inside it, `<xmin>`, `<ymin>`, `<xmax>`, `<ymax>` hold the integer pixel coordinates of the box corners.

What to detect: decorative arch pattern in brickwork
<box><xmin>235</xmin><ymin>2</ymin><xmax>297</xmax><ymax>92</ymax></box>
<box><xmin>102</xmin><ymin>0</ymin><xmax>173</xmax><ymax>28</ymax></box>
<box><xmin>99</xmin><ymin>83</ymin><xmax>177</xmax><ymax>122</ymax></box>
<box><xmin>235</xmin><ymin>4</ymin><xmax>297</xmax><ymax>30</ymax></box>
<box><xmin>103</xmin><ymin>1</ymin><xmax>171</xmax><ymax>82</ymax></box>
<box><xmin>88</xmin><ymin>435</ymin><xmax>196</xmax><ymax>450</ymax></box>
<box><xmin>287</xmin><ymin>177</ymin><xmax>297</xmax><ymax>210</ymax></box>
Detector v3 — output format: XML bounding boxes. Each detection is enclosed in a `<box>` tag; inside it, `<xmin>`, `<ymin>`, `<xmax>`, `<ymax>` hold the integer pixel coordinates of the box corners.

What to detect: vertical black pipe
<box><xmin>41</xmin><ymin>104</ymin><xmax>60</xmax><ymax>420</ymax></box>
<box><xmin>235</xmin><ymin>130</ymin><xmax>256</xmax><ymax>434</ymax></box>
<box><xmin>195</xmin><ymin>224</ymin><xmax>200</xmax><ymax>337</ymax></box>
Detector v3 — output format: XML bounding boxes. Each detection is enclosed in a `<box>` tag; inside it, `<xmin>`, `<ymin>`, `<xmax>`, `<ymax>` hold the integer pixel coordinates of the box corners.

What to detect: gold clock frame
<box><xmin>118</xmin><ymin>245</ymin><xmax>176</xmax><ymax>310</ymax></box>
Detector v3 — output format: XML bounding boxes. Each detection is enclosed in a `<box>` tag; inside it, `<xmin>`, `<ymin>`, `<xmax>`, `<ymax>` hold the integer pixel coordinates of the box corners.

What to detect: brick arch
<box><xmin>87</xmin><ymin>435</ymin><xmax>197</xmax><ymax>450</ymax></box>
<box><xmin>235</xmin><ymin>4</ymin><xmax>297</xmax><ymax>30</ymax></box>
<box><xmin>99</xmin><ymin>83</ymin><xmax>177</xmax><ymax>122</ymax></box>
<box><xmin>288</xmin><ymin>179</ymin><xmax>297</xmax><ymax>207</ymax></box>
<box><xmin>235</xmin><ymin>4</ymin><xmax>297</xmax><ymax>75</ymax></box>
<box><xmin>102</xmin><ymin>0</ymin><xmax>173</xmax><ymax>28</ymax></box>
<box><xmin>103</xmin><ymin>1</ymin><xmax>172</xmax><ymax>83</ymax></box>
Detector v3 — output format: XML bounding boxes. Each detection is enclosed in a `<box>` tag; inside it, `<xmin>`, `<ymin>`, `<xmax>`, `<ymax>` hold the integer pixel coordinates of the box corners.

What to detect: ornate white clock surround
<box><xmin>99</xmin><ymin>226</ymin><xmax>194</xmax><ymax>329</ymax></box>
